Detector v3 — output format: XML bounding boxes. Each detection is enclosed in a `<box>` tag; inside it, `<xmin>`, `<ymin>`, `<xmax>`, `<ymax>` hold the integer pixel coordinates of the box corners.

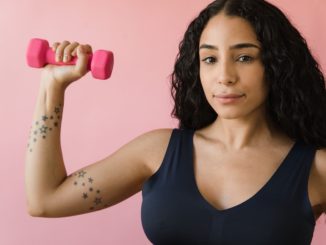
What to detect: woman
<box><xmin>25</xmin><ymin>0</ymin><xmax>326</xmax><ymax>244</ymax></box>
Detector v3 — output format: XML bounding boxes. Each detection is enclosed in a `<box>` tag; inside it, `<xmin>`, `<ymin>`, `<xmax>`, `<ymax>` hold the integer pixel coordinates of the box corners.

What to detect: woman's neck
<box><xmin>203</xmin><ymin>111</ymin><xmax>284</xmax><ymax>151</ymax></box>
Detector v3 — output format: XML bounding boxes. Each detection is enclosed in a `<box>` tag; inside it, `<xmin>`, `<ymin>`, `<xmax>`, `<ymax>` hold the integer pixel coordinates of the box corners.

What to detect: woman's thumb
<box><xmin>74</xmin><ymin>45</ymin><xmax>89</xmax><ymax>77</ymax></box>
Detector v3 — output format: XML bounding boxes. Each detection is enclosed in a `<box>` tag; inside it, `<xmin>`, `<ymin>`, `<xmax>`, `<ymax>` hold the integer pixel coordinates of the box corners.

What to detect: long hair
<box><xmin>170</xmin><ymin>0</ymin><xmax>326</xmax><ymax>149</ymax></box>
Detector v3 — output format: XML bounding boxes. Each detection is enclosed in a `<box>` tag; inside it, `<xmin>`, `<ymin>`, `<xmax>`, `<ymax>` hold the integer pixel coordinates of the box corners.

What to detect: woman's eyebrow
<box><xmin>199</xmin><ymin>43</ymin><xmax>261</xmax><ymax>50</ymax></box>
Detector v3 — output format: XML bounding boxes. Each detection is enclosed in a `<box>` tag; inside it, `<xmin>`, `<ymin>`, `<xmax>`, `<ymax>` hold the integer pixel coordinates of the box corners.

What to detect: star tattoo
<box><xmin>78</xmin><ymin>170</ymin><xmax>87</xmax><ymax>178</ymax></box>
<box><xmin>94</xmin><ymin>197</ymin><xmax>102</xmax><ymax>205</ymax></box>
<box><xmin>54</xmin><ymin>107</ymin><xmax>60</xmax><ymax>114</ymax></box>
<box><xmin>39</xmin><ymin>125</ymin><xmax>48</xmax><ymax>134</ymax></box>
<box><xmin>82</xmin><ymin>193</ymin><xmax>88</xmax><ymax>199</ymax></box>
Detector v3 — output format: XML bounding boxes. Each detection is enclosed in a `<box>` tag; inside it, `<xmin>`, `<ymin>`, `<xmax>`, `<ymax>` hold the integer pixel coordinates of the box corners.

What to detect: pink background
<box><xmin>0</xmin><ymin>0</ymin><xmax>325</xmax><ymax>244</ymax></box>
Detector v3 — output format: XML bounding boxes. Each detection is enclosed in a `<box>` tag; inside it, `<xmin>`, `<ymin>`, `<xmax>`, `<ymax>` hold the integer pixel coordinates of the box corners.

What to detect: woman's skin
<box><xmin>191</xmin><ymin>12</ymin><xmax>296</xmax><ymax>212</ymax></box>
<box><xmin>193</xmin><ymin>13</ymin><xmax>326</xmax><ymax>218</ymax></box>
<box><xmin>198</xmin><ymin>12</ymin><xmax>282</xmax><ymax>150</ymax></box>
<box><xmin>25</xmin><ymin>12</ymin><xmax>326</xmax><ymax>220</ymax></box>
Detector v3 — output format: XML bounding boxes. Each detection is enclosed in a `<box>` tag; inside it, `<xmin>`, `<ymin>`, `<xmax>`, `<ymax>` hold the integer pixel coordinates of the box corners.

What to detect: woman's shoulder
<box><xmin>139</xmin><ymin>128</ymin><xmax>175</xmax><ymax>145</ymax></box>
<box><xmin>138</xmin><ymin>128</ymin><xmax>175</xmax><ymax>174</ymax></box>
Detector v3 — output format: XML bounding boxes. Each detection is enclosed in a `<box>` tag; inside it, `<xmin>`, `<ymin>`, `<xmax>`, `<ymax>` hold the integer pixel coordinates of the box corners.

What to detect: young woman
<box><xmin>25</xmin><ymin>0</ymin><xmax>326</xmax><ymax>244</ymax></box>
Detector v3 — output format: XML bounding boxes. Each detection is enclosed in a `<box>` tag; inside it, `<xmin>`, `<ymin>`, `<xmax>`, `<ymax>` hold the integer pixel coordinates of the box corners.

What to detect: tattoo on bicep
<box><xmin>27</xmin><ymin>104</ymin><xmax>62</xmax><ymax>153</ymax></box>
<box><xmin>71</xmin><ymin>169</ymin><xmax>109</xmax><ymax>211</ymax></box>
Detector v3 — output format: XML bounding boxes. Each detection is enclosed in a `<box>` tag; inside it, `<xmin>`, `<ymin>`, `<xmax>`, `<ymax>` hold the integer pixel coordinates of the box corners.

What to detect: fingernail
<box><xmin>63</xmin><ymin>55</ymin><xmax>67</xmax><ymax>62</ymax></box>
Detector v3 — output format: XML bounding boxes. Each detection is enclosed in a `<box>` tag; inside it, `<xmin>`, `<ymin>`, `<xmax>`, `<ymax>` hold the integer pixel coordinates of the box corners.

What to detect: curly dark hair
<box><xmin>170</xmin><ymin>0</ymin><xmax>326</xmax><ymax>149</ymax></box>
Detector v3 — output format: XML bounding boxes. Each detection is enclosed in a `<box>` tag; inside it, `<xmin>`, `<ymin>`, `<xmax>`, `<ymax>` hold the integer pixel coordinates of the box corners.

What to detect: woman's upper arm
<box><xmin>41</xmin><ymin>128</ymin><xmax>173</xmax><ymax>217</ymax></box>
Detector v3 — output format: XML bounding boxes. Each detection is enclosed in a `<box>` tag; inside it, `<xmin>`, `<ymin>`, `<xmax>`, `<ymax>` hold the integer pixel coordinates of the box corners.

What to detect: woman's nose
<box><xmin>217</xmin><ymin>60</ymin><xmax>237</xmax><ymax>85</ymax></box>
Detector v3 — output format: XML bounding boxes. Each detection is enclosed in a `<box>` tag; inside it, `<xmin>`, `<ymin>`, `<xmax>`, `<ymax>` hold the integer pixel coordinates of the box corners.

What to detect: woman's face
<box><xmin>199</xmin><ymin>13</ymin><xmax>268</xmax><ymax>120</ymax></box>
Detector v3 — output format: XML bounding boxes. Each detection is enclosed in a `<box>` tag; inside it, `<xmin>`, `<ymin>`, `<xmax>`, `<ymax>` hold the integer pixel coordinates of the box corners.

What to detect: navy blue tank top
<box><xmin>141</xmin><ymin>128</ymin><xmax>317</xmax><ymax>245</ymax></box>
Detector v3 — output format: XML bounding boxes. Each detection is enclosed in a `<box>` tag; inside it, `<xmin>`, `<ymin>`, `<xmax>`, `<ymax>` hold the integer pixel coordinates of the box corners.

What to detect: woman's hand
<box><xmin>40</xmin><ymin>40</ymin><xmax>93</xmax><ymax>89</ymax></box>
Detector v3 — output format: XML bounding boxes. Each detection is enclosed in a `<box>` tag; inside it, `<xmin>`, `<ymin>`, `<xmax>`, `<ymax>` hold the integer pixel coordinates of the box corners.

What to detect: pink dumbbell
<box><xmin>26</xmin><ymin>38</ymin><xmax>114</xmax><ymax>80</ymax></box>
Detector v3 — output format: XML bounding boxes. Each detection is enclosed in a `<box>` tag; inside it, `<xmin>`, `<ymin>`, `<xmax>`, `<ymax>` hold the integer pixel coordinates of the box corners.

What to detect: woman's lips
<box><xmin>213</xmin><ymin>94</ymin><xmax>245</xmax><ymax>104</ymax></box>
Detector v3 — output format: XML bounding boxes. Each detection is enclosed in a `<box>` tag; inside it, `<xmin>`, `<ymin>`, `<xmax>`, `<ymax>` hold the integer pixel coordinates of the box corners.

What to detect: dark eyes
<box><xmin>201</xmin><ymin>57</ymin><xmax>216</xmax><ymax>64</ymax></box>
<box><xmin>238</xmin><ymin>56</ymin><xmax>253</xmax><ymax>63</ymax></box>
<box><xmin>201</xmin><ymin>55</ymin><xmax>253</xmax><ymax>64</ymax></box>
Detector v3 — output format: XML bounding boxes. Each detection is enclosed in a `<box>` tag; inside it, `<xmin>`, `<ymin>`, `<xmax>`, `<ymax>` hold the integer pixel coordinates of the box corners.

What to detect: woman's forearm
<box><xmin>25</xmin><ymin>80</ymin><xmax>67</xmax><ymax>215</ymax></box>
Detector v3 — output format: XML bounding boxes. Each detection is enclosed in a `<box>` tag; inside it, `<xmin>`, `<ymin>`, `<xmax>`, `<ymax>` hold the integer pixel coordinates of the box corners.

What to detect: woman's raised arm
<box><xmin>25</xmin><ymin>40</ymin><xmax>172</xmax><ymax>217</ymax></box>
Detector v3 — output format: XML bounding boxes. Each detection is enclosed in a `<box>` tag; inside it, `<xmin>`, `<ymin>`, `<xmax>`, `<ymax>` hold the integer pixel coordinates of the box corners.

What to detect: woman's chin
<box><xmin>214</xmin><ymin>109</ymin><xmax>246</xmax><ymax>120</ymax></box>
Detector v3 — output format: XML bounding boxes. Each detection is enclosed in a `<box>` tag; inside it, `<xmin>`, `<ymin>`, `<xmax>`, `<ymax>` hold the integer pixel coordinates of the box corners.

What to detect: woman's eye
<box><xmin>238</xmin><ymin>55</ymin><xmax>253</xmax><ymax>63</ymax></box>
<box><xmin>202</xmin><ymin>57</ymin><xmax>216</xmax><ymax>64</ymax></box>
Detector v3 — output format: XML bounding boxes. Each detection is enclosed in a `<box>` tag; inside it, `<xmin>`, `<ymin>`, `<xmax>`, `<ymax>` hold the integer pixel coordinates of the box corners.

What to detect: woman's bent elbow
<box><xmin>26</xmin><ymin>200</ymin><xmax>47</xmax><ymax>217</ymax></box>
<box><xmin>27</xmin><ymin>205</ymin><xmax>47</xmax><ymax>217</ymax></box>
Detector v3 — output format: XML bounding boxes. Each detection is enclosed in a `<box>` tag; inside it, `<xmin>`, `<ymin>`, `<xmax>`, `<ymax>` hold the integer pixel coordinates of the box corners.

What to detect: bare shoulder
<box><xmin>313</xmin><ymin>148</ymin><xmax>326</xmax><ymax>212</ymax></box>
<box><xmin>138</xmin><ymin>128</ymin><xmax>174</xmax><ymax>175</ymax></box>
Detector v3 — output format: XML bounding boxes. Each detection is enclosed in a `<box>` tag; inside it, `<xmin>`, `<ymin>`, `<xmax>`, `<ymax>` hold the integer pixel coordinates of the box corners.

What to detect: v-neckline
<box><xmin>189</xmin><ymin>129</ymin><xmax>298</xmax><ymax>214</ymax></box>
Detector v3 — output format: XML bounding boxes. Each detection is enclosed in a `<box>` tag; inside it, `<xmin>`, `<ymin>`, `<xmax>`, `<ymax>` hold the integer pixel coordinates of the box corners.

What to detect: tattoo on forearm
<box><xmin>69</xmin><ymin>170</ymin><xmax>109</xmax><ymax>211</ymax></box>
<box><xmin>28</xmin><ymin>105</ymin><xmax>110</xmax><ymax>211</ymax></box>
<box><xmin>27</xmin><ymin>104</ymin><xmax>62</xmax><ymax>153</ymax></box>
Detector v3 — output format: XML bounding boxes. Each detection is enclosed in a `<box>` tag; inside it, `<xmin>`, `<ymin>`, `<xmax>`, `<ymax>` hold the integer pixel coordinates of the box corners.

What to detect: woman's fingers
<box><xmin>51</xmin><ymin>41</ymin><xmax>92</xmax><ymax>63</ymax></box>
<box><xmin>51</xmin><ymin>42</ymin><xmax>60</xmax><ymax>52</ymax></box>
<box><xmin>63</xmin><ymin>42</ymin><xmax>79</xmax><ymax>62</ymax></box>
<box><xmin>48</xmin><ymin>40</ymin><xmax>93</xmax><ymax>81</ymax></box>
<box><xmin>55</xmin><ymin>40</ymin><xmax>70</xmax><ymax>62</ymax></box>
<box><xmin>71</xmin><ymin>43</ymin><xmax>92</xmax><ymax>57</ymax></box>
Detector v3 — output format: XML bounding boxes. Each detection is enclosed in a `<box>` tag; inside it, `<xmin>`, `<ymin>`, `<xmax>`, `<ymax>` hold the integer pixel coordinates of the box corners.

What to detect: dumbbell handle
<box><xmin>42</xmin><ymin>47</ymin><xmax>93</xmax><ymax>70</ymax></box>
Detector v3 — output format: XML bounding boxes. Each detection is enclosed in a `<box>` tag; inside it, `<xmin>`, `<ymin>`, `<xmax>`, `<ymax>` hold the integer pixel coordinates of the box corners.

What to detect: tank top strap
<box><xmin>263</xmin><ymin>139</ymin><xmax>317</xmax><ymax>226</ymax></box>
<box><xmin>268</xmin><ymin>140</ymin><xmax>317</xmax><ymax>198</ymax></box>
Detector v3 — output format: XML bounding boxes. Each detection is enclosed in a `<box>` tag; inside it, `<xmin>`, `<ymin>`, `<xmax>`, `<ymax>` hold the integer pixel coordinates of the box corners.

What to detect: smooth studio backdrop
<box><xmin>0</xmin><ymin>0</ymin><xmax>325</xmax><ymax>244</ymax></box>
